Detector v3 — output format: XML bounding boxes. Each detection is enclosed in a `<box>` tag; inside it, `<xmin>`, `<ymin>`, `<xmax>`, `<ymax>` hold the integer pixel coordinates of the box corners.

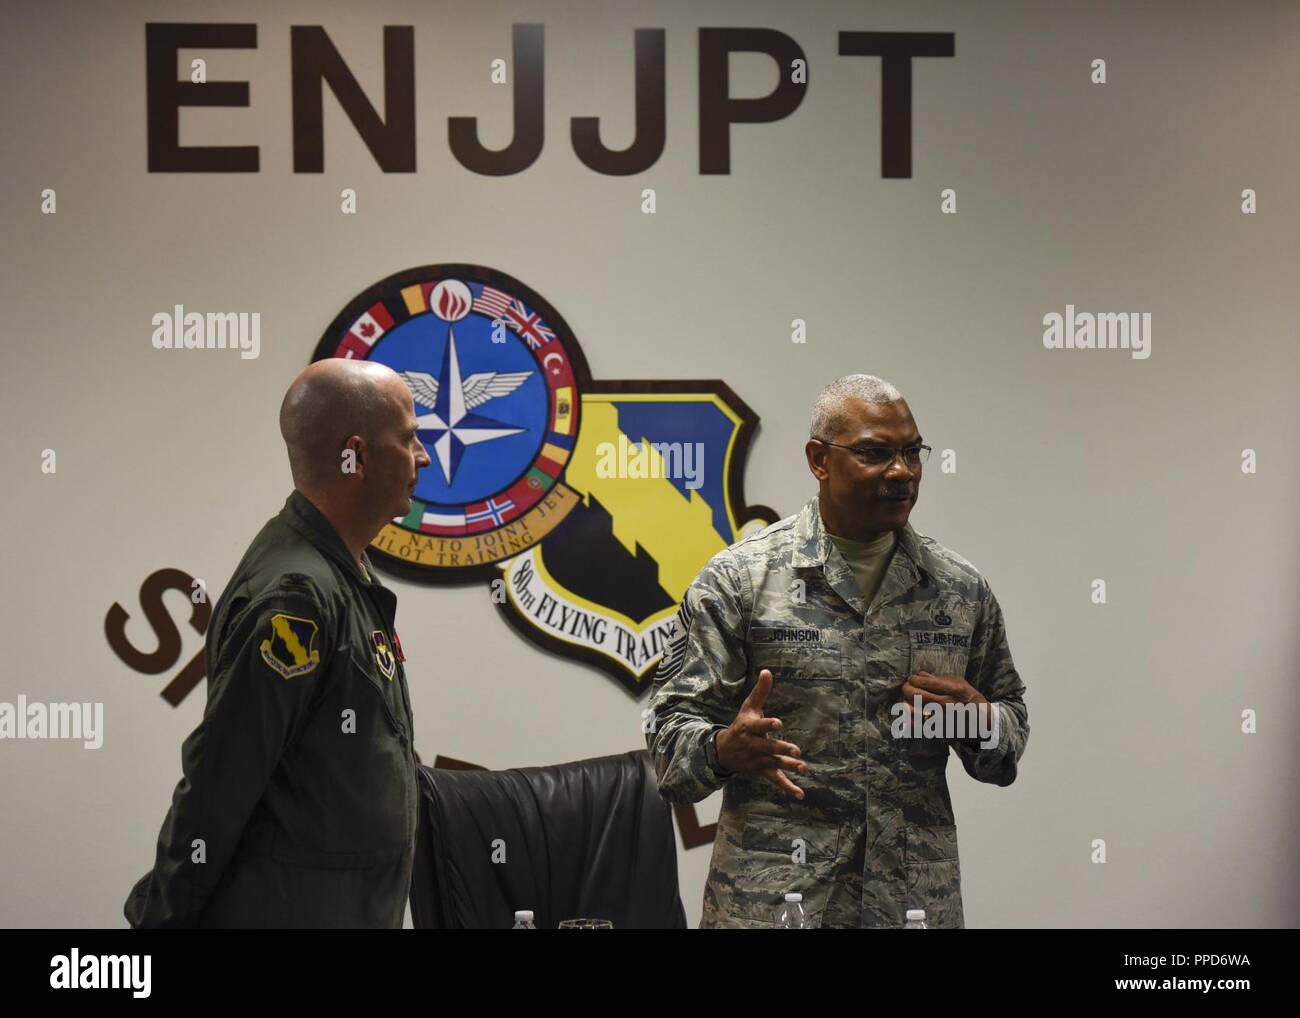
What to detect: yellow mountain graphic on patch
<box><xmin>564</xmin><ymin>401</ymin><xmax>725</xmax><ymax>603</ymax></box>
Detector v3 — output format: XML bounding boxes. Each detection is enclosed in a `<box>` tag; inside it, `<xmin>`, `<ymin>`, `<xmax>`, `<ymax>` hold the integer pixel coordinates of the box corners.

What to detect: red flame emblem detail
<box><xmin>438</xmin><ymin>287</ymin><xmax>467</xmax><ymax>319</ymax></box>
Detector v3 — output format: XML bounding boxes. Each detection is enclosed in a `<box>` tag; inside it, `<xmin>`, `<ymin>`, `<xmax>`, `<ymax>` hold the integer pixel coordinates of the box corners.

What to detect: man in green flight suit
<box><xmin>125</xmin><ymin>358</ymin><xmax>432</xmax><ymax>928</ymax></box>
<box><xmin>646</xmin><ymin>374</ymin><xmax>1029</xmax><ymax>928</ymax></box>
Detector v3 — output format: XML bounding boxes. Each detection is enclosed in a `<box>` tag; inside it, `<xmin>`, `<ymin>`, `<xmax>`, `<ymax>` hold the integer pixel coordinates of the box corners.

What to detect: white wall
<box><xmin>1</xmin><ymin>0</ymin><xmax>1297</xmax><ymax>928</ymax></box>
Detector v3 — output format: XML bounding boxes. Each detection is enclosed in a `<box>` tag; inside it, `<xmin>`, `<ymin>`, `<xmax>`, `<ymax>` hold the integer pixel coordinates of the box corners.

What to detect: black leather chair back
<box><xmin>410</xmin><ymin>749</ymin><xmax>688</xmax><ymax>929</ymax></box>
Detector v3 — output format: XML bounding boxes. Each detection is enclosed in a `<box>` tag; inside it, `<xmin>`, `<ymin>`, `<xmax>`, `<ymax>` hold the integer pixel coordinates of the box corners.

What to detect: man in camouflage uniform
<box><xmin>645</xmin><ymin>375</ymin><xmax>1028</xmax><ymax>928</ymax></box>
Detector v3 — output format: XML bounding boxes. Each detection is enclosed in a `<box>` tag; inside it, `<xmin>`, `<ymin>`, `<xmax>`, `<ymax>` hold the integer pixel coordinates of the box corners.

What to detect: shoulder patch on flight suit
<box><xmin>259</xmin><ymin>613</ymin><xmax>322</xmax><ymax>679</ymax></box>
<box><xmin>372</xmin><ymin>630</ymin><xmax>397</xmax><ymax>680</ymax></box>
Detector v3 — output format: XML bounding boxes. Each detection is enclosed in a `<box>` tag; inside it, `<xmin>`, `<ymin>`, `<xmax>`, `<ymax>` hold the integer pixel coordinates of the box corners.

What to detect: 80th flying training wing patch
<box><xmin>259</xmin><ymin>613</ymin><xmax>321</xmax><ymax>679</ymax></box>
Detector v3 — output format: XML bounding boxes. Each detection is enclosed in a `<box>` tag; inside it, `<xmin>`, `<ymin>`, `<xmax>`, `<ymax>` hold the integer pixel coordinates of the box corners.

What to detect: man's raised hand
<box><xmin>715</xmin><ymin>669</ymin><xmax>808</xmax><ymax>800</ymax></box>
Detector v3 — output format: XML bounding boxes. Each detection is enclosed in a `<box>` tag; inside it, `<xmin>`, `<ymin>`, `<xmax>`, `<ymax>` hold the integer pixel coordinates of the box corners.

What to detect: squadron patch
<box><xmin>372</xmin><ymin>631</ymin><xmax>397</xmax><ymax>680</ymax></box>
<box><xmin>259</xmin><ymin>614</ymin><xmax>321</xmax><ymax>679</ymax></box>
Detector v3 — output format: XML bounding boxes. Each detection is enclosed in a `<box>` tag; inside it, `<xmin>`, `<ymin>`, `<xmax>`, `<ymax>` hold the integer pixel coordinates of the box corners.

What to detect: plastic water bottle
<box><xmin>513</xmin><ymin>910</ymin><xmax>536</xmax><ymax>929</ymax></box>
<box><xmin>778</xmin><ymin>893</ymin><xmax>809</xmax><ymax>928</ymax></box>
<box><xmin>905</xmin><ymin>908</ymin><xmax>928</xmax><ymax>929</ymax></box>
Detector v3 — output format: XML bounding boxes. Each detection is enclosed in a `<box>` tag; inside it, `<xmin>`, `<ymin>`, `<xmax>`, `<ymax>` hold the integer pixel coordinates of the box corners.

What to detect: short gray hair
<box><xmin>809</xmin><ymin>374</ymin><xmax>904</xmax><ymax>440</ymax></box>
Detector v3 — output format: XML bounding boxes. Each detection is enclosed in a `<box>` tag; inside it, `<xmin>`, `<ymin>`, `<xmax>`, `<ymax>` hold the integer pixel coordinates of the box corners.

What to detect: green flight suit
<box><xmin>124</xmin><ymin>490</ymin><xmax>420</xmax><ymax>928</ymax></box>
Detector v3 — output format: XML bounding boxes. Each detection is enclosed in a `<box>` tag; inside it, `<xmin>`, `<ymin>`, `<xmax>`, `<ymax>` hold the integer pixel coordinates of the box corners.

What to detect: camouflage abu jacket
<box><xmin>645</xmin><ymin>494</ymin><xmax>1028</xmax><ymax>928</ymax></box>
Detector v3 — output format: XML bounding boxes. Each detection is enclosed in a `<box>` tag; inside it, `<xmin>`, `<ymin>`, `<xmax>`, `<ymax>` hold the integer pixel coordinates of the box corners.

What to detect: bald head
<box><xmin>279</xmin><ymin>359</ymin><xmax>409</xmax><ymax>490</ymax></box>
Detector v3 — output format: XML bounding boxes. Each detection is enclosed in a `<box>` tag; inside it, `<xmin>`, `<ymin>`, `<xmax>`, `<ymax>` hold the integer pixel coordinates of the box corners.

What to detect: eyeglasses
<box><xmin>815</xmin><ymin>440</ymin><xmax>931</xmax><ymax>468</ymax></box>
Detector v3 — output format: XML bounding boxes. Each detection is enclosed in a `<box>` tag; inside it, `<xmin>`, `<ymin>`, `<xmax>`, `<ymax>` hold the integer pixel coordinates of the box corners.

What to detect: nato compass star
<box><xmin>400</xmin><ymin>329</ymin><xmax>532</xmax><ymax>486</ymax></box>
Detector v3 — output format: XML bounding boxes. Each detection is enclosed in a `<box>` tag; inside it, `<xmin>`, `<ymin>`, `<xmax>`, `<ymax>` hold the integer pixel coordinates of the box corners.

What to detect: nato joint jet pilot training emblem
<box><xmin>313</xmin><ymin>265</ymin><xmax>776</xmax><ymax>694</ymax></box>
